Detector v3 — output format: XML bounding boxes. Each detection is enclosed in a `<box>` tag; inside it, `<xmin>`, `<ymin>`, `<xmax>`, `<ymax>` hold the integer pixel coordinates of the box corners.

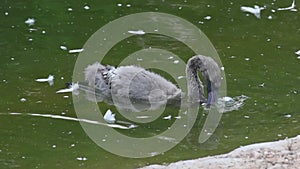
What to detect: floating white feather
<box><xmin>104</xmin><ymin>109</ymin><xmax>116</xmax><ymax>123</ymax></box>
<box><xmin>241</xmin><ymin>5</ymin><xmax>265</xmax><ymax>19</ymax></box>
<box><xmin>69</xmin><ymin>48</ymin><xmax>84</xmax><ymax>53</ymax></box>
<box><xmin>25</xmin><ymin>18</ymin><xmax>35</xmax><ymax>26</ymax></box>
<box><xmin>35</xmin><ymin>75</ymin><xmax>54</xmax><ymax>86</ymax></box>
<box><xmin>163</xmin><ymin>115</ymin><xmax>172</xmax><ymax>120</ymax></box>
<box><xmin>128</xmin><ymin>30</ymin><xmax>146</xmax><ymax>35</ymax></box>
<box><xmin>278</xmin><ymin>0</ymin><xmax>297</xmax><ymax>11</ymax></box>
<box><xmin>56</xmin><ymin>82</ymin><xmax>79</xmax><ymax>93</ymax></box>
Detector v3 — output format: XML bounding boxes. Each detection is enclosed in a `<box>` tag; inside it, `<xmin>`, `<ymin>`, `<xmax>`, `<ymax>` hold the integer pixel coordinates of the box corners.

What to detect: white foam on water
<box><xmin>217</xmin><ymin>95</ymin><xmax>249</xmax><ymax>113</ymax></box>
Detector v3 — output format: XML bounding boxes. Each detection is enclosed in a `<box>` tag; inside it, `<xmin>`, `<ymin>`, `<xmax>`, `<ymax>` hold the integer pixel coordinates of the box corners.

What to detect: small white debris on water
<box><xmin>268</xmin><ymin>15</ymin><xmax>273</xmax><ymax>20</ymax></box>
<box><xmin>163</xmin><ymin>115</ymin><xmax>172</xmax><ymax>120</ymax></box>
<box><xmin>60</xmin><ymin>45</ymin><xmax>67</xmax><ymax>50</ymax></box>
<box><xmin>277</xmin><ymin>133</ymin><xmax>282</xmax><ymax>137</ymax></box>
<box><xmin>149</xmin><ymin>152</ymin><xmax>159</xmax><ymax>156</ymax></box>
<box><xmin>56</xmin><ymin>82</ymin><xmax>79</xmax><ymax>94</ymax></box>
<box><xmin>67</xmin><ymin>8</ymin><xmax>73</xmax><ymax>11</ymax></box>
<box><xmin>157</xmin><ymin>136</ymin><xmax>178</xmax><ymax>143</ymax></box>
<box><xmin>128</xmin><ymin>30</ymin><xmax>145</xmax><ymax>35</ymax></box>
<box><xmin>173</xmin><ymin>60</ymin><xmax>179</xmax><ymax>64</ymax></box>
<box><xmin>278</xmin><ymin>0</ymin><xmax>297</xmax><ymax>11</ymax></box>
<box><xmin>126</xmin><ymin>4</ymin><xmax>131</xmax><ymax>7</ymax></box>
<box><xmin>240</xmin><ymin>5</ymin><xmax>265</xmax><ymax>19</ymax></box>
<box><xmin>63</xmin><ymin>96</ymin><xmax>69</xmax><ymax>99</ymax></box>
<box><xmin>42</xmin><ymin>30</ymin><xmax>46</xmax><ymax>34</ymax></box>
<box><xmin>52</xmin><ymin>144</ymin><xmax>56</xmax><ymax>148</ymax></box>
<box><xmin>245</xmin><ymin>136</ymin><xmax>249</xmax><ymax>139</ymax></box>
<box><xmin>104</xmin><ymin>109</ymin><xmax>116</xmax><ymax>123</ymax></box>
<box><xmin>297</xmin><ymin>56</ymin><xmax>300</xmax><ymax>60</ymax></box>
<box><xmin>84</xmin><ymin>5</ymin><xmax>90</xmax><ymax>10</ymax></box>
<box><xmin>4</xmin><ymin>12</ymin><xmax>8</xmax><ymax>16</ymax></box>
<box><xmin>117</xmin><ymin>3</ymin><xmax>122</xmax><ymax>7</ymax></box>
<box><xmin>9</xmin><ymin>112</ymin><xmax>22</xmax><ymax>115</ymax></box>
<box><xmin>35</xmin><ymin>75</ymin><xmax>54</xmax><ymax>86</ymax></box>
<box><xmin>244</xmin><ymin>115</ymin><xmax>250</xmax><ymax>119</ymax></box>
<box><xmin>204</xmin><ymin>15</ymin><xmax>212</xmax><ymax>20</ymax></box>
<box><xmin>20</xmin><ymin>98</ymin><xmax>27</xmax><ymax>102</ymax></box>
<box><xmin>177</xmin><ymin>76</ymin><xmax>185</xmax><ymax>79</ymax></box>
<box><xmin>295</xmin><ymin>50</ymin><xmax>300</xmax><ymax>55</ymax></box>
<box><xmin>76</xmin><ymin>157</ymin><xmax>87</xmax><ymax>161</ymax></box>
<box><xmin>25</xmin><ymin>18</ymin><xmax>35</xmax><ymax>26</ymax></box>
<box><xmin>259</xmin><ymin>83</ymin><xmax>265</xmax><ymax>87</ymax></box>
<box><xmin>69</xmin><ymin>48</ymin><xmax>84</xmax><ymax>53</ymax></box>
<box><xmin>29</xmin><ymin>28</ymin><xmax>37</xmax><ymax>32</ymax></box>
<box><xmin>174</xmin><ymin>116</ymin><xmax>181</xmax><ymax>119</ymax></box>
<box><xmin>168</xmin><ymin>56</ymin><xmax>174</xmax><ymax>59</ymax></box>
<box><xmin>284</xmin><ymin>114</ymin><xmax>292</xmax><ymax>118</ymax></box>
<box><xmin>136</xmin><ymin>116</ymin><xmax>151</xmax><ymax>119</ymax></box>
<box><xmin>70</xmin><ymin>143</ymin><xmax>75</xmax><ymax>148</ymax></box>
<box><xmin>220</xmin><ymin>66</ymin><xmax>225</xmax><ymax>71</ymax></box>
<box><xmin>245</xmin><ymin>58</ymin><xmax>250</xmax><ymax>61</ymax></box>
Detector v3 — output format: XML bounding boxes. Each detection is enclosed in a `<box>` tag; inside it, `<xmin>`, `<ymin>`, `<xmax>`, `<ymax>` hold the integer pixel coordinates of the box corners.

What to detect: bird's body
<box><xmin>81</xmin><ymin>55</ymin><xmax>221</xmax><ymax>111</ymax></box>
<box><xmin>83</xmin><ymin>63</ymin><xmax>181</xmax><ymax>111</ymax></box>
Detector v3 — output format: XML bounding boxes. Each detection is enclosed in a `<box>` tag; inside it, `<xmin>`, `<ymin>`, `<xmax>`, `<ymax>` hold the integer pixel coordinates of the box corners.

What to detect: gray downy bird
<box><xmin>80</xmin><ymin>55</ymin><xmax>221</xmax><ymax>112</ymax></box>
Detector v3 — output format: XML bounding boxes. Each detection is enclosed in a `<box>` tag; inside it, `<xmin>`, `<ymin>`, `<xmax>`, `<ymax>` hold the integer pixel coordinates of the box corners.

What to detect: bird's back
<box><xmin>111</xmin><ymin>66</ymin><xmax>181</xmax><ymax>102</ymax></box>
<box><xmin>84</xmin><ymin>63</ymin><xmax>181</xmax><ymax>112</ymax></box>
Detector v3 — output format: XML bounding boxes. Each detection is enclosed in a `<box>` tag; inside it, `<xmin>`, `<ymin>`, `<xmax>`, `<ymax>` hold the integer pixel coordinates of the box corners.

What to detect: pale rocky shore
<box><xmin>140</xmin><ymin>135</ymin><xmax>300</xmax><ymax>169</ymax></box>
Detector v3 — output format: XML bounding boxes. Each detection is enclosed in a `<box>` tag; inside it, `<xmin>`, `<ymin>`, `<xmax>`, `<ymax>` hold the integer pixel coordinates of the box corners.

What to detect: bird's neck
<box><xmin>186</xmin><ymin>57</ymin><xmax>206</xmax><ymax>103</ymax></box>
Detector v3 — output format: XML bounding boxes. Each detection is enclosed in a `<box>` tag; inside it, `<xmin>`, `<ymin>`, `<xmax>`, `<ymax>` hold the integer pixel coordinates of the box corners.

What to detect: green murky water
<box><xmin>1</xmin><ymin>0</ymin><xmax>300</xmax><ymax>168</ymax></box>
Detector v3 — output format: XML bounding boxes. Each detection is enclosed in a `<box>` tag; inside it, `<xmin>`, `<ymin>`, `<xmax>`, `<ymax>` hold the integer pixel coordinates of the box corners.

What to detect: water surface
<box><xmin>0</xmin><ymin>0</ymin><xmax>300</xmax><ymax>168</ymax></box>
